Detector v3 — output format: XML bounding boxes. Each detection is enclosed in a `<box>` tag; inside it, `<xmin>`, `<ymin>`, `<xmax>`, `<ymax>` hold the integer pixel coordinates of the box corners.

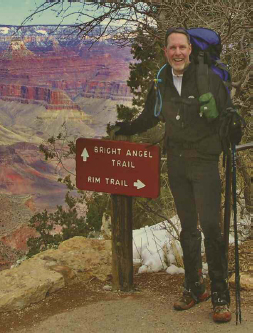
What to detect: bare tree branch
<box><xmin>232</xmin><ymin>64</ymin><xmax>251</xmax><ymax>88</ymax></box>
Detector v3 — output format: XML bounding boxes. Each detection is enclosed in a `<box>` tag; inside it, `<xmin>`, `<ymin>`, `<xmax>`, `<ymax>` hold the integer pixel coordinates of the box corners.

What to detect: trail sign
<box><xmin>76</xmin><ymin>138</ymin><xmax>160</xmax><ymax>198</ymax></box>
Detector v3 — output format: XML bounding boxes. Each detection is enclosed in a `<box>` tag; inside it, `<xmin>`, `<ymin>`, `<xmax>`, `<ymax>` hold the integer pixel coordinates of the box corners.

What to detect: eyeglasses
<box><xmin>165</xmin><ymin>28</ymin><xmax>190</xmax><ymax>45</ymax></box>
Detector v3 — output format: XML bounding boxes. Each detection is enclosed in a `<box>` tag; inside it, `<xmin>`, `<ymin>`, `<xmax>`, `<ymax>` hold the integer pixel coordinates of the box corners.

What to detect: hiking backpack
<box><xmin>154</xmin><ymin>27</ymin><xmax>231</xmax><ymax>118</ymax></box>
<box><xmin>187</xmin><ymin>28</ymin><xmax>231</xmax><ymax>91</ymax></box>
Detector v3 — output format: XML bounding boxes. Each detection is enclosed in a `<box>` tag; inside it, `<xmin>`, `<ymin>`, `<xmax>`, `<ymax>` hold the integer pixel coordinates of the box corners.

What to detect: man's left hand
<box><xmin>219</xmin><ymin>108</ymin><xmax>244</xmax><ymax>146</ymax></box>
<box><xmin>228</xmin><ymin>111</ymin><xmax>244</xmax><ymax>145</ymax></box>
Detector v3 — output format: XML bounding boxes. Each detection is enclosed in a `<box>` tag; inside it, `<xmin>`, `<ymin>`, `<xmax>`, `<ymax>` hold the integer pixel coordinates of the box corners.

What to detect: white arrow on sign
<box><xmin>134</xmin><ymin>180</ymin><xmax>146</xmax><ymax>190</ymax></box>
<box><xmin>81</xmin><ymin>148</ymin><xmax>89</xmax><ymax>161</ymax></box>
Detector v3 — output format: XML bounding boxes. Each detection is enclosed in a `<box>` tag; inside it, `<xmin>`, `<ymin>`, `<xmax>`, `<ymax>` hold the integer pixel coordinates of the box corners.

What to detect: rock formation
<box><xmin>0</xmin><ymin>235</ymin><xmax>252</xmax><ymax>313</ymax></box>
<box><xmin>0</xmin><ymin>143</ymin><xmax>68</xmax><ymax>211</ymax></box>
<box><xmin>0</xmin><ymin>194</ymin><xmax>33</xmax><ymax>239</ymax></box>
<box><xmin>0</xmin><ymin>237</ymin><xmax>112</xmax><ymax>312</ymax></box>
<box><xmin>0</xmin><ymin>193</ymin><xmax>36</xmax><ymax>271</ymax></box>
<box><xmin>0</xmin><ymin>83</ymin><xmax>81</xmax><ymax>111</ymax></box>
<box><xmin>0</xmin><ymin>26</ymin><xmax>133</xmax><ymax>267</ymax></box>
<box><xmin>0</xmin><ymin>27</ymin><xmax>133</xmax><ymax>102</ymax></box>
<box><xmin>1</xmin><ymin>38</ymin><xmax>35</xmax><ymax>60</ymax></box>
<box><xmin>0</xmin><ymin>241</ymin><xmax>23</xmax><ymax>272</ymax></box>
<box><xmin>229</xmin><ymin>272</ymin><xmax>253</xmax><ymax>291</ymax></box>
<box><xmin>81</xmin><ymin>80</ymin><xmax>131</xmax><ymax>101</ymax></box>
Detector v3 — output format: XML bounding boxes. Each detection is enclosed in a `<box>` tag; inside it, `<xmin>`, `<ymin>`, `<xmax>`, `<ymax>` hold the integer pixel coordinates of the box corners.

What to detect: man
<box><xmin>114</xmin><ymin>28</ymin><xmax>239</xmax><ymax>323</ymax></box>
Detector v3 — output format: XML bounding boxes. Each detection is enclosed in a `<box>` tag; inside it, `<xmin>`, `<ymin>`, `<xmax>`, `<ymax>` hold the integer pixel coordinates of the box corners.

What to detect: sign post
<box><xmin>76</xmin><ymin>137</ymin><xmax>160</xmax><ymax>291</ymax></box>
<box><xmin>111</xmin><ymin>192</ymin><xmax>133</xmax><ymax>291</ymax></box>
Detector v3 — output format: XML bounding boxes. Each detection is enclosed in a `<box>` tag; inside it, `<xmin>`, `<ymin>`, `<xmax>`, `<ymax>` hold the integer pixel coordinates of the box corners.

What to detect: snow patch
<box><xmin>166</xmin><ymin>265</ymin><xmax>185</xmax><ymax>275</ymax></box>
<box><xmin>133</xmin><ymin>218</ymin><xmax>185</xmax><ymax>275</ymax></box>
<box><xmin>0</xmin><ymin>27</ymin><xmax>10</xmax><ymax>34</ymax></box>
<box><xmin>132</xmin><ymin>213</ymin><xmax>251</xmax><ymax>276</ymax></box>
<box><xmin>36</xmin><ymin>30</ymin><xmax>48</xmax><ymax>35</ymax></box>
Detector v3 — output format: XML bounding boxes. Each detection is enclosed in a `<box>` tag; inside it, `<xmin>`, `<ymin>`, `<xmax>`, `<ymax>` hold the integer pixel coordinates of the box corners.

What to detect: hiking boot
<box><xmin>174</xmin><ymin>288</ymin><xmax>209</xmax><ymax>311</ymax></box>
<box><xmin>213</xmin><ymin>304</ymin><xmax>232</xmax><ymax>322</ymax></box>
<box><xmin>212</xmin><ymin>291</ymin><xmax>232</xmax><ymax>322</ymax></box>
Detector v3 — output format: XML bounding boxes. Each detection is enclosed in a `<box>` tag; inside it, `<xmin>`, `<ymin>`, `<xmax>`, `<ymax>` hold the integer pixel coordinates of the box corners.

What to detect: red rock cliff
<box><xmin>0</xmin><ymin>83</ymin><xmax>80</xmax><ymax>110</ymax></box>
<box><xmin>0</xmin><ymin>37</ymin><xmax>133</xmax><ymax>101</ymax></box>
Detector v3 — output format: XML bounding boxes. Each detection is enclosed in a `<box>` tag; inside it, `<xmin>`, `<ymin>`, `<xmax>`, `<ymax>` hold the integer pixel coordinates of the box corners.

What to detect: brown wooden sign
<box><xmin>76</xmin><ymin>138</ymin><xmax>160</xmax><ymax>198</ymax></box>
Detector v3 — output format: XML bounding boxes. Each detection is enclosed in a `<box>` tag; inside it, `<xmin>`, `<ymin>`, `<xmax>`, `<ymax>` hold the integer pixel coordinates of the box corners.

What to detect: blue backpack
<box><xmin>154</xmin><ymin>27</ymin><xmax>231</xmax><ymax>118</ymax></box>
<box><xmin>187</xmin><ymin>28</ymin><xmax>231</xmax><ymax>91</ymax></box>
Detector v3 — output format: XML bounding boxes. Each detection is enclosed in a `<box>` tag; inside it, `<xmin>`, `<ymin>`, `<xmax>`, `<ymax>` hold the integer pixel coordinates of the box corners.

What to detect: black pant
<box><xmin>167</xmin><ymin>151</ymin><xmax>228</xmax><ymax>290</ymax></box>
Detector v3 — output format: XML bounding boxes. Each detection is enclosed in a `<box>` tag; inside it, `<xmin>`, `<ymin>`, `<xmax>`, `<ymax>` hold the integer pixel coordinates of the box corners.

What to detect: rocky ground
<box><xmin>0</xmin><ymin>189</ymin><xmax>251</xmax><ymax>332</ymax></box>
<box><xmin>0</xmin><ymin>239</ymin><xmax>252</xmax><ymax>333</ymax></box>
<box><xmin>0</xmin><ymin>272</ymin><xmax>252</xmax><ymax>333</ymax></box>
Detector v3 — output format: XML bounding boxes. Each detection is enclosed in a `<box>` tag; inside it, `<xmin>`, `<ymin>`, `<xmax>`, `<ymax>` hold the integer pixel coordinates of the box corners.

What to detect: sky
<box><xmin>0</xmin><ymin>0</ymin><xmax>98</xmax><ymax>26</ymax></box>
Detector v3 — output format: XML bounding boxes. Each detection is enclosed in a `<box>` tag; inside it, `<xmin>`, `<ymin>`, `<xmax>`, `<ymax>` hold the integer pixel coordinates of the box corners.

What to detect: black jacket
<box><xmin>117</xmin><ymin>62</ymin><xmax>231</xmax><ymax>158</ymax></box>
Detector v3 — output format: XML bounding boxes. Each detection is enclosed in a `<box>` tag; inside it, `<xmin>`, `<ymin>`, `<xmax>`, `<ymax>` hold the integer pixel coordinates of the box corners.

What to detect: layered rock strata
<box><xmin>0</xmin><ymin>83</ymin><xmax>80</xmax><ymax>111</ymax></box>
<box><xmin>0</xmin><ymin>34</ymin><xmax>133</xmax><ymax>101</ymax></box>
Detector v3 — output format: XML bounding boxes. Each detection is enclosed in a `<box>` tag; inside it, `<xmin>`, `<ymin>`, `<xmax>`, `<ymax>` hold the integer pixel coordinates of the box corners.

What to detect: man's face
<box><xmin>164</xmin><ymin>33</ymin><xmax>192</xmax><ymax>75</ymax></box>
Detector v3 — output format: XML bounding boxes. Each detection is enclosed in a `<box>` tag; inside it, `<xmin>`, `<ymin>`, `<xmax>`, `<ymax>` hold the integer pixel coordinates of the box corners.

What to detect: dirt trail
<box><xmin>1</xmin><ymin>273</ymin><xmax>252</xmax><ymax>333</ymax></box>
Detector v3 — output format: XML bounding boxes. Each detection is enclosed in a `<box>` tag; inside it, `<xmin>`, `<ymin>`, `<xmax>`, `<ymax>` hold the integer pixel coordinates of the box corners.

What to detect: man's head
<box><xmin>164</xmin><ymin>28</ymin><xmax>192</xmax><ymax>75</ymax></box>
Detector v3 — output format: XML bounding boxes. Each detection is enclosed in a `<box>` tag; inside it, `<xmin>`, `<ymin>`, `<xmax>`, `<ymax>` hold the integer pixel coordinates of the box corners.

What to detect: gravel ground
<box><xmin>1</xmin><ymin>271</ymin><xmax>252</xmax><ymax>333</ymax></box>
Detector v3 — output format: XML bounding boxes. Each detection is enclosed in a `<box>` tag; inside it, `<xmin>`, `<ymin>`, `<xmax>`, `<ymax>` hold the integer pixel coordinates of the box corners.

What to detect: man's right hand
<box><xmin>108</xmin><ymin>122</ymin><xmax>130</xmax><ymax>140</ymax></box>
<box><xmin>113</xmin><ymin>122</ymin><xmax>131</xmax><ymax>136</ymax></box>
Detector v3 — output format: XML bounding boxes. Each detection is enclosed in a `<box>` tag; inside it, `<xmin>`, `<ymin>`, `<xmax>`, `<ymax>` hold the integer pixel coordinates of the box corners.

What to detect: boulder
<box><xmin>229</xmin><ymin>272</ymin><xmax>253</xmax><ymax>290</ymax></box>
<box><xmin>0</xmin><ymin>257</ymin><xmax>64</xmax><ymax>312</ymax></box>
<box><xmin>0</xmin><ymin>237</ymin><xmax>112</xmax><ymax>313</ymax></box>
<box><xmin>37</xmin><ymin>236</ymin><xmax>112</xmax><ymax>282</ymax></box>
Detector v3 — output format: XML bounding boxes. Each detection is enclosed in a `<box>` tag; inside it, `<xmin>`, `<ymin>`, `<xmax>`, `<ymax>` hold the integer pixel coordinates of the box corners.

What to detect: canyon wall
<box><xmin>0</xmin><ymin>32</ymin><xmax>133</xmax><ymax>103</ymax></box>
<box><xmin>0</xmin><ymin>26</ymin><xmax>134</xmax><ymax>268</ymax></box>
<box><xmin>0</xmin><ymin>83</ymin><xmax>81</xmax><ymax>110</ymax></box>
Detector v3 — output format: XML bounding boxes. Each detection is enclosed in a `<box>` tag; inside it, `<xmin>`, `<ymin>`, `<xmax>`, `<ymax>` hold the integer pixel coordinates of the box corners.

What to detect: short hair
<box><xmin>165</xmin><ymin>28</ymin><xmax>191</xmax><ymax>47</ymax></box>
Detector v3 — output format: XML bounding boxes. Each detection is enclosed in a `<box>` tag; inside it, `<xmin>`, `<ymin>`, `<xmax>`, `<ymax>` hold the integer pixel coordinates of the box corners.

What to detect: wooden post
<box><xmin>111</xmin><ymin>194</ymin><xmax>133</xmax><ymax>291</ymax></box>
<box><xmin>110</xmin><ymin>133</ymin><xmax>133</xmax><ymax>291</ymax></box>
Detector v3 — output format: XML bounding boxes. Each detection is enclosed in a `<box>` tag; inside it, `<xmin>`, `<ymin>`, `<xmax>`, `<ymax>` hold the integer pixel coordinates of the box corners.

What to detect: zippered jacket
<box><xmin>116</xmin><ymin>62</ymin><xmax>232</xmax><ymax>158</ymax></box>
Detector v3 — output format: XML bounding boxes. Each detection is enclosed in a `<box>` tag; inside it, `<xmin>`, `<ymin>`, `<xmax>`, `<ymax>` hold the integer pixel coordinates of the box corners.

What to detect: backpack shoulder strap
<box><xmin>195</xmin><ymin>51</ymin><xmax>209</xmax><ymax>96</ymax></box>
<box><xmin>154</xmin><ymin>64</ymin><xmax>167</xmax><ymax>117</ymax></box>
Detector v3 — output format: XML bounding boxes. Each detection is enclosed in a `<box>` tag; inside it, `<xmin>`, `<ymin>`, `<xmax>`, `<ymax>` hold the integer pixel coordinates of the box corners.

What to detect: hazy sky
<box><xmin>0</xmin><ymin>0</ymin><xmax>94</xmax><ymax>25</ymax></box>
